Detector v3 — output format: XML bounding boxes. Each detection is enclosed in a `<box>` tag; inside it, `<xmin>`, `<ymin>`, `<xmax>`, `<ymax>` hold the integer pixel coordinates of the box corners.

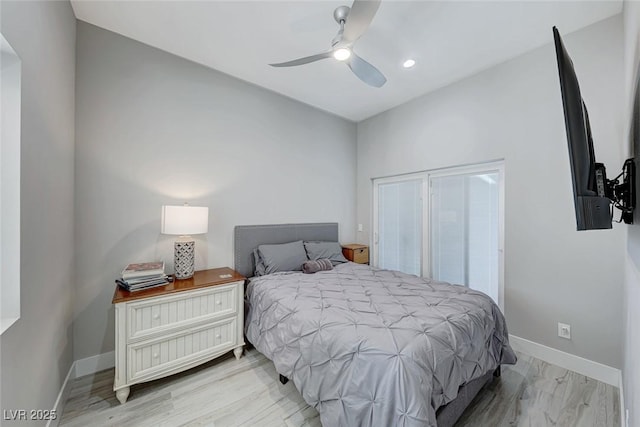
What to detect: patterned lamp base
<box><xmin>174</xmin><ymin>240</ymin><xmax>195</xmax><ymax>279</ymax></box>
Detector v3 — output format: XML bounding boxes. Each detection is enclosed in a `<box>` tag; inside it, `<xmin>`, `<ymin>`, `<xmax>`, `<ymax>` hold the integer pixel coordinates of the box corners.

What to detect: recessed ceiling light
<box><xmin>333</xmin><ymin>48</ymin><xmax>352</xmax><ymax>61</ymax></box>
<box><xmin>403</xmin><ymin>59</ymin><xmax>416</xmax><ymax>69</ymax></box>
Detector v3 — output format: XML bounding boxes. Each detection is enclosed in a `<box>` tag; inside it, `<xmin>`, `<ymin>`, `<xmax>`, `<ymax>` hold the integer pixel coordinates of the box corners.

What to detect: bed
<box><xmin>235</xmin><ymin>223</ymin><xmax>516</xmax><ymax>427</ymax></box>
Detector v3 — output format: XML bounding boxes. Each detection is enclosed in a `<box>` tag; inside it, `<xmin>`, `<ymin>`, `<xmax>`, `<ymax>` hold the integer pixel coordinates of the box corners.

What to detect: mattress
<box><xmin>245</xmin><ymin>262</ymin><xmax>516</xmax><ymax>427</ymax></box>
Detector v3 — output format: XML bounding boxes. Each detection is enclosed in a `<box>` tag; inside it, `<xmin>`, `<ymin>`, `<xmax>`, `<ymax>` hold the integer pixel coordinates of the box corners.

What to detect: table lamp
<box><xmin>161</xmin><ymin>204</ymin><xmax>209</xmax><ymax>279</ymax></box>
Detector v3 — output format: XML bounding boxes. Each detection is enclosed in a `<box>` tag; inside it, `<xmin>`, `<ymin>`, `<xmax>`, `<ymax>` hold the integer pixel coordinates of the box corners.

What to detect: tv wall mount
<box><xmin>596</xmin><ymin>158</ymin><xmax>635</xmax><ymax>224</ymax></box>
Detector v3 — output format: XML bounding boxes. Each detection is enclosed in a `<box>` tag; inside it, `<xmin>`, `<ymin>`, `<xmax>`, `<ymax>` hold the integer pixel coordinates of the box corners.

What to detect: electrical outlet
<box><xmin>558</xmin><ymin>322</ymin><xmax>571</xmax><ymax>340</ymax></box>
<box><xmin>358</xmin><ymin>224</ymin><xmax>364</xmax><ymax>232</ymax></box>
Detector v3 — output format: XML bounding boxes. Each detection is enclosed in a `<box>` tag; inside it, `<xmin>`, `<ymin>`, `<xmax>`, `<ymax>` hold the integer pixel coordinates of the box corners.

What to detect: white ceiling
<box><xmin>70</xmin><ymin>0</ymin><xmax>622</xmax><ymax>122</ymax></box>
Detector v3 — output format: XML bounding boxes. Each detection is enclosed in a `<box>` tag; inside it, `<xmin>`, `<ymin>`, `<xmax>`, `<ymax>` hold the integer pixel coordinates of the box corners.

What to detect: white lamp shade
<box><xmin>161</xmin><ymin>205</ymin><xmax>209</xmax><ymax>235</ymax></box>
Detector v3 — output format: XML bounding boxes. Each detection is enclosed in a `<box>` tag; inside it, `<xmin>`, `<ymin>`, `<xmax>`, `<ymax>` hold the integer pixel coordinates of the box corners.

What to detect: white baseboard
<box><xmin>46</xmin><ymin>361</ymin><xmax>76</xmax><ymax>427</ymax></box>
<box><xmin>47</xmin><ymin>352</ymin><xmax>116</xmax><ymax>426</ymax></box>
<box><xmin>74</xmin><ymin>350</ymin><xmax>115</xmax><ymax>378</ymax></box>
<box><xmin>618</xmin><ymin>370</ymin><xmax>628</xmax><ymax>427</ymax></box>
<box><xmin>509</xmin><ymin>335</ymin><xmax>620</xmax><ymax>387</ymax></box>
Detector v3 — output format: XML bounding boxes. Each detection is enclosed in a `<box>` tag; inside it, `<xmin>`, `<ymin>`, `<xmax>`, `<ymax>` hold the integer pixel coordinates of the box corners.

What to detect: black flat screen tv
<box><xmin>553</xmin><ymin>26</ymin><xmax>613</xmax><ymax>230</ymax></box>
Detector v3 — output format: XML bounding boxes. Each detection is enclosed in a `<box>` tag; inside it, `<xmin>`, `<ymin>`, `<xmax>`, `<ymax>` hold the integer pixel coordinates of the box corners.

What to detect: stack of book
<box><xmin>117</xmin><ymin>261</ymin><xmax>172</xmax><ymax>292</ymax></box>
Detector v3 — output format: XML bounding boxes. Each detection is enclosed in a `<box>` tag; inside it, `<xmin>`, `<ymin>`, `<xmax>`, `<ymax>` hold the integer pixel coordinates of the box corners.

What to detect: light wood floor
<box><xmin>59</xmin><ymin>349</ymin><xmax>619</xmax><ymax>427</ymax></box>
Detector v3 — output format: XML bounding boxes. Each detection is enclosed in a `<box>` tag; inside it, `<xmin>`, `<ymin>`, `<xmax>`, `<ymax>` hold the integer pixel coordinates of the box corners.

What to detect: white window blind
<box><xmin>430</xmin><ymin>172</ymin><xmax>499</xmax><ymax>301</ymax></box>
<box><xmin>377</xmin><ymin>179</ymin><xmax>422</xmax><ymax>276</ymax></box>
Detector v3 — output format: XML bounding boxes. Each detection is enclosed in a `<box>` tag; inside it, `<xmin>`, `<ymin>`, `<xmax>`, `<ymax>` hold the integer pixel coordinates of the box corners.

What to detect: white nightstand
<box><xmin>112</xmin><ymin>267</ymin><xmax>246</xmax><ymax>404</ymax></box>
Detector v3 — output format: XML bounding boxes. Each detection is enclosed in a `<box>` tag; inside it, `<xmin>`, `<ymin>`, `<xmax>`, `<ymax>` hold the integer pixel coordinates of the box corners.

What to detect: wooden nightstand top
<box><xmin>112</xmin><ymin>267</ymin><xmax>246</xmax><ymax>304</ymax></box>
<box><xmin>341</xmin><ymin>243</ymin><xmax>368</xmax><ymax>250</ymax></box>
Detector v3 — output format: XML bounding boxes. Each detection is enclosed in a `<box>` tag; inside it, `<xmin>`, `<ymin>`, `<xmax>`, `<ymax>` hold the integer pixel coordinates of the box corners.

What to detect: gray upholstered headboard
<box><xmin>234</xmin><ymin>223</ymin><xmax>339</xmax><ymax>278</ymax></box>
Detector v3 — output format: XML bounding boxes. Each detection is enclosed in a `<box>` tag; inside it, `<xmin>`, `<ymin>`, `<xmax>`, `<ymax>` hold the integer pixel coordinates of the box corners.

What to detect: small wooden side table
<box><xmin>342</xmin><ymin>244</ymin><xmax>369</xmax><ymax>264</ymax></box>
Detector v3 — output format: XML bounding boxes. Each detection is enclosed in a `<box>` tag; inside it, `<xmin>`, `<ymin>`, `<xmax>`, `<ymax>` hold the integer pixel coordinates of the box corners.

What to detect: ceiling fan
<box><xmin>269</xmin><ymin>0</ymin><xmax>387</xmax><ymax>88</ymax></box>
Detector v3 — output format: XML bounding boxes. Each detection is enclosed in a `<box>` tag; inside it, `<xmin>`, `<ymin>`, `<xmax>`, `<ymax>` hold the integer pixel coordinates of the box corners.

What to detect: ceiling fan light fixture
<box><xmin>403</xmin><ymin>59</ymin><xmax>416</xmax><ymax>69</ymax></box>
<box><xmin>333</xmin><ymin>48</ymin><xmax>352</xmax><ymax>61</ymax></box>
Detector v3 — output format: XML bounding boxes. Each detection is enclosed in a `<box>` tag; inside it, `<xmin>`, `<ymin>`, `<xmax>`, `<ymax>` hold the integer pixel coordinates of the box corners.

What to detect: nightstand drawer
<box><xmin>127</xmin><ymin>318</ymin><xmax>236</xmax><ymax>383</ymax></box>
<box><xmin>127</xmin><ymin>284</ymin><xmax>237</xmax><ymax>340</ymax></box>
<box><xmin>352</xmin><ymin>247</ymin><xmax>369</xmax><ymax>264</ymax></box>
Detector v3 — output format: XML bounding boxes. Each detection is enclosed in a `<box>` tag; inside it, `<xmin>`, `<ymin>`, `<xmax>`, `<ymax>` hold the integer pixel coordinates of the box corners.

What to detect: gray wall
<box><xmin>623</xmin><ymin>1</ymin><xmax>640</xmax><ymax>424</ymax></box>
<box><xmin>0</xmin><ymin>0</ymin><xmax>76</xmax><ymax>423</ymax></box>
<box><xmin>74</xmin><ymin>22</ymin><xmax>357</xmax><ymax>360</ymax></box>
<box><xmin>356</xmin><ymin>16</ymin><xmax>624</xmax><ymax>368</ymax></box>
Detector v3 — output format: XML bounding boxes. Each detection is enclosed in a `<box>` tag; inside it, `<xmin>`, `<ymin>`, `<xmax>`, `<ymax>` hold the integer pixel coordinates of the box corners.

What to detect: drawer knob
<box><xmin>153</xmin><ymin>314</ymin><xmax>160</xmax><ymax>320</ymax></box>
<box><xmin>216</xmin><ymin>301</ymin><xmax>222</xmax><ymax>305</ymax></box>
<box><xmin>216</xmin><ymin>334</ymin><xmax>221</xmax><ymax>339</ymax></box>
<box><xmin>153</xmin><ymin>353</ymin><xmax>159</xmax><ymax>359</ymax></box>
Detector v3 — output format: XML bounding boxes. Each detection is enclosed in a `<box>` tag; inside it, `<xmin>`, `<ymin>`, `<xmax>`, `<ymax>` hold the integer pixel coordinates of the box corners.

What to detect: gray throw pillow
<box><xmin>302</xmin><ymin>259</ymin><xmax>333</xmax><ymax>274</ymax></box>
<box><xmin>304</xmin><ymin>241</ymin><xmax>348</xmax><ymax>265</ymax></box>
<box><xmin>258</xmin><ymin>240</ymin><xmax>308</xmax><ymax>274</ymax></box>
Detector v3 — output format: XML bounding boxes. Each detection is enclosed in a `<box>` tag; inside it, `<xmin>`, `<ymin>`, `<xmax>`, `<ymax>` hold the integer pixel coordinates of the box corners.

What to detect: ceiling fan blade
<box><xmin>347</xmin><ymin>53</ymin><xmax>387</xmax><ymax>88</ymax></box>
<box><xmin>342</xmin><ymin>0</ymin><xmax>381</xmax><ymax>44</ymax></box>
<box><xmin>269</xmin><ymin>51</ymin><xmax>332</xmax><ymax>67</ymax></box>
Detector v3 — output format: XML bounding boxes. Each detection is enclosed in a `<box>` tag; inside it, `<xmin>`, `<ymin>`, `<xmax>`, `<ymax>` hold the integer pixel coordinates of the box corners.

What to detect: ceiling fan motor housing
<box><xmin>334</xmin><ymin>6</ymin><xmax>351</xmax><ymax>24</ymax></box>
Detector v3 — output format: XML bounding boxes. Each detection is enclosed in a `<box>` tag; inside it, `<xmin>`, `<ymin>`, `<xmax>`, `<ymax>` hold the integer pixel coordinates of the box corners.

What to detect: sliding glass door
<box><xmin>372</xmin><ymin>162</ymin><xmax>504</xmax><ymax>308</ymax></box>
